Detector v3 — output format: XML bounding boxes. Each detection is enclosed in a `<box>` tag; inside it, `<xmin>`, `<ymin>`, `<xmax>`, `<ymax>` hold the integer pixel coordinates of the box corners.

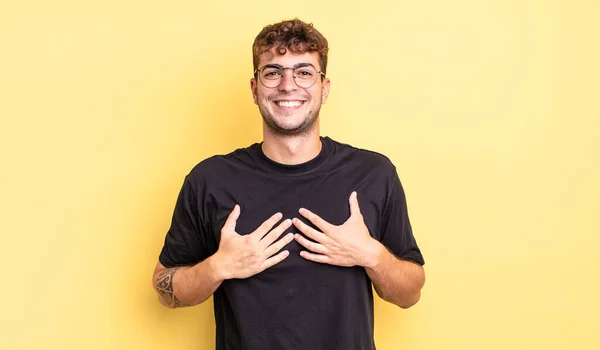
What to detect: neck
<box><xmin>261</xmin><ymin>125</ymin><xmax>322</xmax><ymax>165</ymax></box>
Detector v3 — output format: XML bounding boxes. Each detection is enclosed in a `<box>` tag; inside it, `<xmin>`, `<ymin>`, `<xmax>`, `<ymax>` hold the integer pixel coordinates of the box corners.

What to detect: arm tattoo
<box><xmin>156</xmin><ymin>267</ymin><xmax>187</xmax><ymax>308</ymax></box>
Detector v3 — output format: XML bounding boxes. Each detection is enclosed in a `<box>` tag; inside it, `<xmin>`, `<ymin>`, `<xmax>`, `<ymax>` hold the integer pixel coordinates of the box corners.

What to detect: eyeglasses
<box><xmin>254</xmin><ymin>63</ymin><xmax>326</xmax><ymax>89</ymax></box>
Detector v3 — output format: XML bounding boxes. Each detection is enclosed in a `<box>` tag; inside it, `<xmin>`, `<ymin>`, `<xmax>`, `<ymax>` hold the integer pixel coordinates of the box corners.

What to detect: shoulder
<box><xmin>326</xmin><ymin>137</ymin><xmax>397</xmax><ymax>173</ymax></box>
<box><xmin>184</xmin><ymin>143</ymin><xmax>259</xmax><ymax>185</ymax></box>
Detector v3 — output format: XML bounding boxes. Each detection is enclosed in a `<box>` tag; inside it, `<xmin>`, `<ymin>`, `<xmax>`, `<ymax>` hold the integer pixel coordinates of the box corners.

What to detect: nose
<box><xmin>278</xmin><ymin>68</ymin><xmax>298</xmax><ymax>92</ymax></box>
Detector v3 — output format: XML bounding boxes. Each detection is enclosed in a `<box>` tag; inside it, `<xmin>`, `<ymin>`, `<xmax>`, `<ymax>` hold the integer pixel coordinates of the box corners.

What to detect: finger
<box><xmin>264</xmin><ymin>232</ymin><xmax>295</xmax><ymax>257</ymax></box>
<box><xmin>349</xmin><ymin>191</ymin><xmax>362</xmax><ymax>218</ymax></box>
<box><xmin>292</xmin><ymin>218</ymin><xmax>329</xmax><ymax>243</ymax></box>
<box><xmin>297</xmin><ymin>208</ymin><xmax>333</xmax><ymax>233</ymax></box>
<box><xmin>222</xmin><ymin>204</ymin><xmax>240</xmax><ymax>233</ymax></box>
<box><xmin>251</xmin><ymin>212</ymin><xmax>283</xmax><ymax>239</ymax></box>
<box><xmin>260</xmin><ymin>219</ymin><xmax>292</xmax><ymax>247</ymax></box>
<box><xmin>294</xmin><ymin>234</ymin><xmax>328</xmax><ymax>254</ymax></box>
<box><xmin>261</xmin><ymin>250</ymin><xmax>290</xmax><ymax>270</ymax></box>
<box><xmin>299</xmin><ymin>250</ymin><xmax>330</xmax><ymax>264</ymax></box>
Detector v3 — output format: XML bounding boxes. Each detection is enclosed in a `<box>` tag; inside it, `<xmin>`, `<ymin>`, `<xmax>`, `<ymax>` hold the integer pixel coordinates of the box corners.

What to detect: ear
<box><xmin>320</xmin><ymin>77</ymin><xmax>331</xmax><ymax>104</ymax></box>
<box><xmin>250</xmin><ymin>77</ymin><xmax>258</xmax><ymax>105</ymax></box>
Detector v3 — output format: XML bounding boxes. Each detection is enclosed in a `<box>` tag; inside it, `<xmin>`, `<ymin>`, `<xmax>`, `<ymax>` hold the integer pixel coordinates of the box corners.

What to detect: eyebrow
<box><xmin>264</xmin><ymin>62</ymin><xmax>314</xmax><ymax>69</ymax></box>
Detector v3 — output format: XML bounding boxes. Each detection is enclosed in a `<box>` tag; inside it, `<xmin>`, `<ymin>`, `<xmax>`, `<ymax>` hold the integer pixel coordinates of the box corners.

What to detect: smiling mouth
<box><xmin>275</xmin><ymin>100</ymin><xmax>305</xmax><ymax>108</ymax></box>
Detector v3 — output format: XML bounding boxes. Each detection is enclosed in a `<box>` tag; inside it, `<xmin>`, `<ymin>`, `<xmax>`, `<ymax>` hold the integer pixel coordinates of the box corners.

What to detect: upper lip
<box><xmin>272</xmin><ymin>97</ymin><xmax>307</xmax><ymax>102</ymax></box>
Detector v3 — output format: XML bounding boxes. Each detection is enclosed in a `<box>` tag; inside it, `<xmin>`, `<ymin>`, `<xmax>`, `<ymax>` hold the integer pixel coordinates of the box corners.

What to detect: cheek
<box><xmin>310</xmin><ymin>87</ymin><xmax>323</xmax><ymax>101</ymax></box>
<box><xmin>263</xmin><ymin>94</ymin><xmax>277</xmax><ymax>107</ymax></box>
<box><xmin>256</xmin><ymin>89</ymin><xmax>270</xmax><ymax>102</ymax></box>
<box><xmin>259</xmin><ymin>95</ymin><xmax>271</xmax><ymax>106</ymax></box>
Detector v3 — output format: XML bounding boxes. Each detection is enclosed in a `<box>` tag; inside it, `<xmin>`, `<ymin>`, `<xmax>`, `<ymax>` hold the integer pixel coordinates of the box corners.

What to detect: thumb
<box><xmin>349</xmin><ymin>191</ymin><xmax>362</xmax><ymax>218</ymax></box>
<box><xmin>222</xmin><ymin>204</ymin><xmax>240</xmax><ymax>233</ymax></box>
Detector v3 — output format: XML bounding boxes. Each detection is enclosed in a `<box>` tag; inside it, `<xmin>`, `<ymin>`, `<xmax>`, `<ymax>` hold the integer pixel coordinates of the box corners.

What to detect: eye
<box><xmin>262</xmin><ymin>68</ymin><xmax>282</xmax><ymax>79</ymax></box>
<box><xmin>295</xmin><ymin>68</ymin><xmax>314</xmax><ymax>78</ymax></box>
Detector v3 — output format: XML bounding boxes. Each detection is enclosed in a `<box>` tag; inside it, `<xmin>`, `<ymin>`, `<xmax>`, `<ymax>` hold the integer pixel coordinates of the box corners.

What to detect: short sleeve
<box><xmin>379</xmin><ymin>169</ymin><xmax>425</xmax><ymax>266</ymax></box>
<box><xmin>158</xmin><ymin>176</ymin><xmax>211</xmax><ymax>267</ymax></box>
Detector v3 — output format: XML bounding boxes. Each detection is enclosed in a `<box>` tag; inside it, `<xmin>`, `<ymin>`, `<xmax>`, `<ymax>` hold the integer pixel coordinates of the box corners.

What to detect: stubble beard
<box><xmin>261</xmin><ymin>108</ymin><xmax>320</xmax><ymax>136</ymax></box>
<box><xmin>259</xmin><ymin>96</ymin><xmax>322</xmax><ymax>137</ymax></box>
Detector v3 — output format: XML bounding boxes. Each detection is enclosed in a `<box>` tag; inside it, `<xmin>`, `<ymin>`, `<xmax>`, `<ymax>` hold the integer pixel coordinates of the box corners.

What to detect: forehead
<box><xmin>258</xmin><ymin>48</ymin><xmax>321</xmax><ymax>70</ymax></box>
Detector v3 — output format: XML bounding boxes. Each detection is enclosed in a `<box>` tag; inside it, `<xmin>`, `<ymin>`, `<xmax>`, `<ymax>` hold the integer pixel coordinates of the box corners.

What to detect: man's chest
<box><xmin>203</xmin><ymin>170</ymin><xmax>386</xmax><ymax>248</ymax></box>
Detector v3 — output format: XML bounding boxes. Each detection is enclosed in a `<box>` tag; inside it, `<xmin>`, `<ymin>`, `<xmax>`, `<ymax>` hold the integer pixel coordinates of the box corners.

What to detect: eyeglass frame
<box><xmin>253</xmin><ymin>63</ymin><xmax>326</xmax><ymax>89</ymax></box>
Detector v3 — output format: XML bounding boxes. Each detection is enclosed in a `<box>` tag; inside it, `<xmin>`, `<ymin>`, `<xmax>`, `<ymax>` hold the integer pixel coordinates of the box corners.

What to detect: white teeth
<box><xmin>276</xmin><ymin>101</ymin><xmax>303</xmax><ymax>107</ymax></box>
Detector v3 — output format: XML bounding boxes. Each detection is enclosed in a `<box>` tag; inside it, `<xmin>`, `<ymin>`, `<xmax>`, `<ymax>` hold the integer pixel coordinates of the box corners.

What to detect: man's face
<box><xmin>251</xmin><ymin>49</ymin><xmax>330</xmax><ymax>136</ymax></box>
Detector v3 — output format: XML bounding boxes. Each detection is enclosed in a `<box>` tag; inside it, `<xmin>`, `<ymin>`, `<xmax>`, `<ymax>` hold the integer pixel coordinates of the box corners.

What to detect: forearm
<box><xmin>153</xmin><ymin>255</ymin><xmax>224</xmax><ymax>308</ymax></box>
<box><xmin>364</xmin><ymin>241</ymin><xmax>425</xmax><ymax>308</ymax></box>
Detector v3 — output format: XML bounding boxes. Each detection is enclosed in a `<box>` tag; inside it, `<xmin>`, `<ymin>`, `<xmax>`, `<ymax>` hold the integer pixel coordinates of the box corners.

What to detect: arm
<box><xmin>293</xmin><ymin>192</ymin><xmax>425</xmax><ymax>309</ymax></box>
<box><xmin>364</xmin><ymin>242</ymin><xmax>425</xmax><ymax>308</ymax></box>
<box><xmin>153</xmin><ymin>205</ymin><xmax>294</xmax><ymax>308</ymax></box>
<box><xmin>152</xmin><ymin>257</ymin><xmax>223</xmax><ymax>308</ymax></box>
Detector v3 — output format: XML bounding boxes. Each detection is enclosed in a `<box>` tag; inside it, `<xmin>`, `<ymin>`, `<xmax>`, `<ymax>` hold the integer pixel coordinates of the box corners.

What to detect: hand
<box><xmin>214</xmin><ymin>205</ymin><xmax>294</xmax><ymax>279</ymax></box>
<box><xmin>293</xmin><ymin>192</ymin><xmax>383</xmax><ymax>268</ymax></box>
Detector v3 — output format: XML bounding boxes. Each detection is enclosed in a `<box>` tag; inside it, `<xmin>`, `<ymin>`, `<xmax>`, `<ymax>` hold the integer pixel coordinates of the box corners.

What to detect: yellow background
<box><xmin>1</xmin><ymin>0</ymin><xmax>598</xmax><ymax>349</ymax></box>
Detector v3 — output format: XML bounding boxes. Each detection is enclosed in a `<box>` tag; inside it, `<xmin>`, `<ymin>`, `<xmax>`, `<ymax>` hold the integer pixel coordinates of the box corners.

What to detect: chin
<box><xmin>264</xmin><ymin>116</ymin><xmax>318</xmax><ymax>137</ymax></box>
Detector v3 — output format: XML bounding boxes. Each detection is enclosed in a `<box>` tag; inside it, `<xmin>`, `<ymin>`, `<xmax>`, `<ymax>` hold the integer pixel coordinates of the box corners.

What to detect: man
<box><xmin>153</xmin><ymin>18</ymin><xmax>425</xmax><ymax>350</ymax></box>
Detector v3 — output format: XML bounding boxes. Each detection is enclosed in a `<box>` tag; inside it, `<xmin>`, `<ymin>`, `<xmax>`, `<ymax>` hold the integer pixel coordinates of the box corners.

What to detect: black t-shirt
<box><xmin>159</xmin><ymin>136</ymin><xmax>424</xmax><ymax>350</ymax></box>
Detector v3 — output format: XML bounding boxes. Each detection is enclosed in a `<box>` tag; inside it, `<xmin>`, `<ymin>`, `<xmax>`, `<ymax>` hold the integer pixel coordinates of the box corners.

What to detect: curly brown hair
<box><xmin>252</xmin><ymin>18</ymin><xmax>329</xmax><ymax>75</ymax></box>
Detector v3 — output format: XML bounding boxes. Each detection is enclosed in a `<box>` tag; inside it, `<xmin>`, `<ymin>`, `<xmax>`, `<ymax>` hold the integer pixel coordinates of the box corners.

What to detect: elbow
<box><xmin>156</xmin><ymin>294</ymin><xmax>177</xmax><ymax>309</ymax></box>
<box><xmin>153</xmin><ymin>285</ymin><xmax>185</xmax><ymax>309</ymax></box>
<box><xmin>151</xmin><ymin>269</ymin><xmax>177</xmax><ymax>309</ymax></box>
<box><xmin>152</xmin><ymin>281</ymin><xmax>175</xmax><ymax>309</ymax></box>
<box><xmin>397</xmin><ymin>266</ymin><xmax>425</xmax><ymax>309</ymax></box>
<box><xmin>375</xmin><ymin>287</ymin><xmax>421</xmax><ymax>309</ymax></box>
<box><xmin>397</xmin><ymin>290</ymin><xmax>421</xmax><ymax>309</ymax></box>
